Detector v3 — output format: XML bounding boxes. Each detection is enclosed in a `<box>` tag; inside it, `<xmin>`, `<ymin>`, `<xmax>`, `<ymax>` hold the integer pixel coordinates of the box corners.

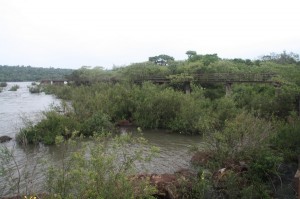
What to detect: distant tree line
<box><xmin>0</xmin><ymin>65</ymin><xmax>73</xmax><ymax>82</ymax></box>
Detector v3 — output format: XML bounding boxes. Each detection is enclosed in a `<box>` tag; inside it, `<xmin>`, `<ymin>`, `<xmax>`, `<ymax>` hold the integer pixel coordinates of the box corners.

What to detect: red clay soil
<box><xmin>130</xmin><ymin>169</ymin><xmax>194</xmax><ymax>199</ymax></box>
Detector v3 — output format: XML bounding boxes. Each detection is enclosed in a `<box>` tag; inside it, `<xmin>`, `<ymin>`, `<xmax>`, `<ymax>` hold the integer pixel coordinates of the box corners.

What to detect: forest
<box><xmin>2</xmin><ymin>51</ymin><xmax>300</xmax><ymax>198</ymax></box>
<box><xmin>0</xmin><ymin>65</ymin><xmax>73</xmax><ymax>82</ymax></box>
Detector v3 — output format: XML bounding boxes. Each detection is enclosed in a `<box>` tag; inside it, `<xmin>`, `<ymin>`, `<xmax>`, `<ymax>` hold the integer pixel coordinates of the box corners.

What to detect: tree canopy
<box><xmin>148</xmin><ymin>54</ymin><xmax>175</xmax><ymax>65</ymax></box>
<box><xmin>0</xmin><ymin>65</ymin><xmax>73</xmax><ymax>82</ymax></box>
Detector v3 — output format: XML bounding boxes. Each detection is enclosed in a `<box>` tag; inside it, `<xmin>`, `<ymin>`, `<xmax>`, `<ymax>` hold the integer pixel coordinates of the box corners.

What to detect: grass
<box><xmin>29</xmin><ymin>86</ymin><xmax>41</xmax><ymax>93</ymax></box>
<box><xmin>0</xmin><ymin>82</ymin><xmax>7</xmax><ymax>87</ymax></box>
<box><xmin>9</xmin><ymin>84</ymin><xmax>20</xmax><ymax>91</ymax></box>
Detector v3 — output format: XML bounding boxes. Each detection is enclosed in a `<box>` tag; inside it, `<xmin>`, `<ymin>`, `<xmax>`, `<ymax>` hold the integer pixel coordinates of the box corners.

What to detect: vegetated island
<box><xmin>2</xmin><ymin>51</ymin><xmax>300</xmax><ymax>198</ymax></box>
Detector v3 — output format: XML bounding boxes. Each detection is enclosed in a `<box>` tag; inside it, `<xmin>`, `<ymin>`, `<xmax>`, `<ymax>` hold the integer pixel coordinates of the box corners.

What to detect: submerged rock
<box><xmin>0</xmin><ymin>135</ymin><xmax>12</xmax><ymax>143</ymax></box>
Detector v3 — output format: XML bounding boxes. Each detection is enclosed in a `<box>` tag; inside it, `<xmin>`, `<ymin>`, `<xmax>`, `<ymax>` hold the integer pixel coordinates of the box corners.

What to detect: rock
<box><xmin>116</xmin><ymin>119</ymin><xmax>133</xmax><ymax>127</ymax></box>
<box><xmin>130</xmin><ymin>169</ymin><xmax>194</xmax><ymax>199</ymax></box>
<box><xmin>0</xmin><ymin>135</ymin><xmax>12</xmax><ymax>143</ymax></box>
<box><xmin>191</xmin><ymin>151</ymin><xmax>213</xmax><ymax>166</ymax></box>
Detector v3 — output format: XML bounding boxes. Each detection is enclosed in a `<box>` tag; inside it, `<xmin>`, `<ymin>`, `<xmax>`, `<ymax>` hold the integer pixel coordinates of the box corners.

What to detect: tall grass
<box><xmin>9</xmin><ymin>84</ymin><xmax>20</xmax><ymax>91</ymax></box>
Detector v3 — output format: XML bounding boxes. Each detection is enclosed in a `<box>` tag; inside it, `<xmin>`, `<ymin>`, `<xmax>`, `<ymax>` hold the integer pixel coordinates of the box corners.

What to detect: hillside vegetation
<box><xmin>0</xmin><ymin>65</ymin><xmax>73</xmax><ymax>82</ymax></box>
<box><xmin>11</xmin><ymin>51</ymin><xmax>300</xmax><ymax>198</ymax></box>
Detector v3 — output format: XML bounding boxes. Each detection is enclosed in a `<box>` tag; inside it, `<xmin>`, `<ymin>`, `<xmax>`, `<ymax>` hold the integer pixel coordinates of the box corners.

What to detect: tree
<box><xmin>186</xmin><ymin>50</ymin><xmax>197</xmax><ymax>59</ymax></box>
<box><xmin>202</xmin><ymin>54</ymin><xmax>219</xmax><ymax>66</ymax></box>
<box><xmin>260</xmin><ymin>51</ymin><xmax>299</xmax><ymax>64</ymax></box>
<box><xmin>148</xmin><ymin>54</ymin><xmax>175</xmax><ymax>65</ymax></box>
<box><xmin>186</xmin><ymin>51</ymin><xmax>219</xmax><ymax>65</ymax></box>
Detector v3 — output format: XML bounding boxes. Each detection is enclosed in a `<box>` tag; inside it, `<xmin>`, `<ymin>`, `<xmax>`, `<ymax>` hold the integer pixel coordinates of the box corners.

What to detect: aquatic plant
<box><xmin>28</xmin><ymin>85</ymin><xmax>41</xmax><ymax>94</ymax></box>
<box><xmin>9</xmin><ymin>84</ymin><xmax>20</xmax><ymax>91</ymax></box>
<box><xmin>0</xmin><ymin>82</ymin><xmax>7</xmax><ymax>87</ymax></box>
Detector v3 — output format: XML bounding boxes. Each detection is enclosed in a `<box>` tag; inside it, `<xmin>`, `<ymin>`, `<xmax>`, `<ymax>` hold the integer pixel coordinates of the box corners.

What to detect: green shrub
<box><xmin>0</xmin><ymin>82</ymin><xmax>7</xmax><ymax>87</ymax></box>
<box><xmin>247</xmin><ymin>149</ymin><xmax>283</xmax><ymax>182</ymax></box>
<box><xmin>17</xmin><ymin>111</ymin><xmax>79</xmax><ymax>145</ymax></box>
<box><xmin>272</xmin><ymin>113</ymin><xmax>300</xmax><ymax>161</ymax></box>
<box><xmin>46</xmin><ymin>133</ymin><xmax>158</xmax><ymax>198</ymax></box>
<box><xmin>43</xmin><ymin>85</ymin><xmax>73</xmax><ymax>100</ymax></box>
<box><xmin>9</xmin><ymin>84</ymin><xmax>19</xmax><ymax>91</ymax></box>
<box><xmin>205</xmin><ymin>112</ymin><xmax>274</xmax><ymax>162</ymax></box>
<box><xmin>28</xmin><ymin>85</ymin><xmax>41</xmax><ymax>93</ymax></box>
<box><xmin>133</xmin><ymin>84</ymin><xmax>182</xmax><ymax>129</ymax></box>
<box><xmin>80</xmin><ymin>112</ymin><xmax>113</xmax><ymax>136</ymax></box>
<box><xmin>167</xmin><ymin>95</ymin><xmax>215</xmax><ymax>135</ymax></box>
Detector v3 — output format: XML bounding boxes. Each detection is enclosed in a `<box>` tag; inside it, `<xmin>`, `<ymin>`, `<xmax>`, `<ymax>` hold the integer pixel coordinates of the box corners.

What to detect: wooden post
<box><xmin>225</xmin><ymin>82</ymin><xmax>232</xmax><ymax>97</ymax></box>
<box><xmin>184</xmin><ymin>81</ymin><xmax>191</xmax><ymax>95</ymax></box>
<box><xmin>274</xmin><ymin>82</ymin><xmax>281</xmax><ymax>97</ymax></box>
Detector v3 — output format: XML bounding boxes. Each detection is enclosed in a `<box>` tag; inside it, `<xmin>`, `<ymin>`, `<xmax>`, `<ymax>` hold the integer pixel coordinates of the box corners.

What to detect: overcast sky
<box><xmin>0</xmin><ymin>0</ymin><xmax>299</xmax><ymax>69</ymax></box>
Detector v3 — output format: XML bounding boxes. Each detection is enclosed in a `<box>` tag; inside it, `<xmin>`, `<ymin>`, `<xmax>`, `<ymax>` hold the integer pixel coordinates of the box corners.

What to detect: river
<box><xmin>0</xmin><ymin>82</ymin><xmax>202</xmax><ymax>196</ymax></box>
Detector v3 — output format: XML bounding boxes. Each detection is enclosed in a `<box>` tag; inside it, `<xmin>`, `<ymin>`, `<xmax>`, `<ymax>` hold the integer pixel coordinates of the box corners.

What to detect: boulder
<box><xmin>191</xmin><ymin>151</ymin><xmax>213</xmax><ymax>166</ymax></box>
<box><xmin>130</xmin><ymin>169</ymin><xmax>194</xmax><ymax>199</ymax></box>
<box><xmin>0</xmin><ymin>135</ymin><xmax>12</xmax><ymax>143</ymax></box>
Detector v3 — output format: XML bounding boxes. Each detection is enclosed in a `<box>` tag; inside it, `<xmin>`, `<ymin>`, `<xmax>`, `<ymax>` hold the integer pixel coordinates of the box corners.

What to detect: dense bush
<box><xmin>14</xmin><ymin>52</ymin><xmax>300</xmax><ymax>197</ymax></box>
<box><xmin>2</xmin><ymin>133</ymin><xmax>158</xmax><ymax>198</ymax></box>
<box><xmin>28</xmin><ymin>85</ymin><xmax>42</xmax><ymax>93</ymax></box>
<box><xmin>46</xmin><ymin>133</ymin><xmax>158</xmax><ymax>198</ymax></box>
<box><xmin>191</xmin><ymin>112</ymin><xmax>283</xmax><ymax>198</ymax></box>
<box><xmin>8</xmin><ymin>84</ymin><xmax>19</xmax><ymax>91</ymax></box>
<box><xmin>0</xmin><ymin>82</ymin><xmax>7</xmax><ymax>87</ymax></box>
<box><xmin>272</xmin><ymin>113</ymin><xmax>300</xmax><ymax>162</ymax></box>
<box><xmin>80</xmin><ymin>112</ymin><xmax>113</xmax><ymax>136</ymax></box>
<box><xmin>17</xmin><ymin>111</ymin><xmax>80</xmax><ymax>145</ymax></box>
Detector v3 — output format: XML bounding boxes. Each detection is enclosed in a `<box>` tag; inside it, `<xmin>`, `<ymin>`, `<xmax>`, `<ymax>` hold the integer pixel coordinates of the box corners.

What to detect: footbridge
<box><xmin>134</xmin><ymin>73</ymin><xmax>280</xmax><ymax>95</ymax></box>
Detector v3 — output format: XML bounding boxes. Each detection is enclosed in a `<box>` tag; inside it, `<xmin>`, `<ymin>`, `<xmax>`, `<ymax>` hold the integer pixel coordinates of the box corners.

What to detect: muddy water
<box><xmin>0</xmin><ymin>82</ymin><xmax>201</xmax><ymax>196</ymax></box>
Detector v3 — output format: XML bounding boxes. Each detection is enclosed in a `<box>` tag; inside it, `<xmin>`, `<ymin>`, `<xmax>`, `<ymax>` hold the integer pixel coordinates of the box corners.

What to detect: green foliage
<box><xmin>1</xmin><ymin>132</ymin><xmax>158</xmax><ymax>198</ymax></box>
<box><xmin>247</xmin><ymin>149</ymin><xmax>283</xmax><ymax>182</ymax></box>
<box><xmin>81</xmin><ymin>112</ymin><xmax>113</xmax><ymax>136</ymax></box>
<box><xmin>9</xmin><ymin>84</ymin><xmax>20</xmax><ymax>91</ymax></box>
<box><xmin>0</xmin><ymin>82</ymin><xmax>7</xmax><ymax>87</ymax></box>
<box><xmin>272</xmin><ymin>113</ymin><xmax>300</xmax><ymax>162</ymax></box>
<box><xmin>192</xmin><ymin>112</ymin><xmax>283</xmax><ymax>198</ymax></box>
<box><xmin>186</xmin><ymin>51</ymin><xmax>220</xmax><ymax>66</ymax></box>
<box><xmin>9</xmin><ymin>51</ymin><xmax>300</xmax><ymax>197</ymax></box>
<box><xmin>186</xmin><ymin>50</ymin><xmax>197</xmax><ymax>58</ymax></box>
<box><xmin>148</xmin><ymin>54</ymin><xmax>175</xmax><ymax>65</ymax></box>
<box><xmin>133</xmin><ymin>83</ymin><xmax>182</xmax><ymax>129</ymax></box>
<box><xmin>43</xmin><ymin>85</ymin><xmax>73</xmax><ymax>100</ymax></box>
<box><xmin>46</xmin><ymin>133</ymin><xmax>158</xmax><ymax>198</ymax></box>
<box><xmin>119</xmin><ymin>62</ymin><xmax>170</xmax><ymax>82</ymax></box>
<box><xmin>188</xmin><ymin>170</ymin><xmax>214</xmax><ymax>198</ymax></box>
<box><xmin>167</xmin><ymin>87</ymin><xmax>215</xmax><ymax>134</ymax></box>
<box><xmin>205</xmin><ymin>112</ymin><xmax>274</xmax><ymax>162</ymax></box>
<box><xmin>66</xmin><ymin>66</ymin><xmax>119</xmax><ymax>85</ymax></box>
<box><xmin>28</xmin><ymin>85</ymin><xmax>42</xmax><ymax>93</ymax></box>
<box><xmin>0</xmin><ymin>65</ymin><xmax>73</xmax><ymax>82</ymax></box>
<box><xmin>17</xmin><ymin>111</ymin><xmax>79</xmax><ymax>145</ymax></box>
<box><xmin>260</xmin><ymin>51</ymin><xmax>299</xmax><ymax>64</ymax></box>
<box><xmin>0</xmin><ymin>145</ymin><xmax>20</xmax><ymax>196</ymax></box>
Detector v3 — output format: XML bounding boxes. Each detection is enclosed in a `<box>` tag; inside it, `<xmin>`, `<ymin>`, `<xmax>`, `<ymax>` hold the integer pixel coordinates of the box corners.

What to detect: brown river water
<box><xmin>0</xmin><ymin>82</ymin><xmax>202</xmax><ymax>196</ymax></box>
